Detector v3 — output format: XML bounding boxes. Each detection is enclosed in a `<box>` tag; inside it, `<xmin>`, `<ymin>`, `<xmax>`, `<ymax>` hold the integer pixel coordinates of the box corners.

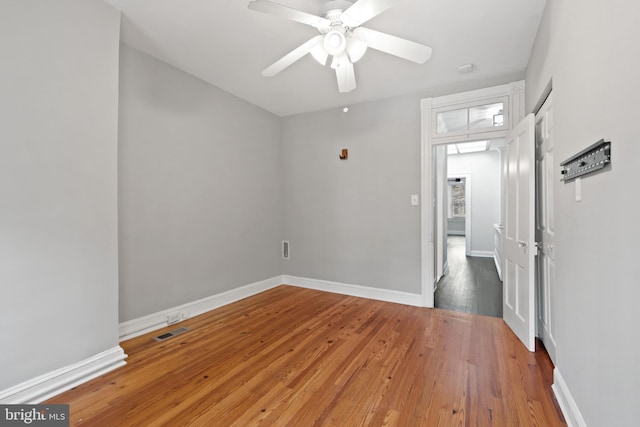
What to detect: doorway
<box><xmin>433</xmin><ymin>141</ymin><xmax>503</xmax><ymax>318</ymax></box>
<box><xmin>446</xmin><ymin>175</ymin><xmax>470</xmax><ymax>256</ymax></box>
<box><xmin>421</xmin><ymin>81</ymin><xmax>549</xmax><ymax>352</ymax></box>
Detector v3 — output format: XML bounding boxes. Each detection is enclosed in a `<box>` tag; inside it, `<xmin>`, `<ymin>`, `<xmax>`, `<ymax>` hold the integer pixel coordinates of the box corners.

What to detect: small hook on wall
<box><xmin>339</xmin><ymin>148</ymin><xmax>348</xmax><ymax>160</ymax></box>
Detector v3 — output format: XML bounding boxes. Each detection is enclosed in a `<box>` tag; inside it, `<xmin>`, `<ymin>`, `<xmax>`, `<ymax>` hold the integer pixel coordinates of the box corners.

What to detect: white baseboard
<box><xmin>119</xmin><ymin>275</ymin><xmax>425</xmax><ymax>341</ymax></box>
<box><xmin>283</xmin><ymin>275</ymin><xmax>423</xmax><ymax>307</ymax></box>
<box><xmin>119</xmin><ymin>276</ymin><xmax>283</xmax><ymax>341</ymax></box>
<box><xmin>0</xmin><ymin>346</ymin><xmax>126</xmax><ymax>404</ymax></box>
<box><xmin>494</xmin><ymin>254</ymin><xmax>502</xmax><ymax>280</ymax></box>
<box><xmin>469</xmin><ymin>250</ymin><xmax>494</xmax><ymax>258</ymax></box>
<box><xmin>552</xmin><ymin>368</ymin><xmax>587</xmax><ymax>427</ymax></box>
<box><xmin>447</xmin><ymin>231</ymin><xmax>465</xmax><ymax>236</ymax></box>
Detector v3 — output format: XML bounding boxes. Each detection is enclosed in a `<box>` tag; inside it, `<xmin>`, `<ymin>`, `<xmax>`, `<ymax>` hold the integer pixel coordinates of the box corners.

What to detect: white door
<box><xmin>503</xmin><ymin>113</ymin><xmax>536</xmax><ymax>352</ymax></box>
<box><xmin>535</xmin><ymin>93</ymin><xmax>557</xmax><ymax>363</ymax></box>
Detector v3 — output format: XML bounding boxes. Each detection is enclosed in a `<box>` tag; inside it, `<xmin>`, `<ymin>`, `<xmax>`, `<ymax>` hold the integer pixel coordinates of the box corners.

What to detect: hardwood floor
<box><xmin>435</xmin><ymin>236</ymin><xmax>503</xmax><ymax>318</ymax></box>
<box><xmin>47</xmin><ymin>286</ymin><xmax>565</xmax><ymax>426</ymax></box>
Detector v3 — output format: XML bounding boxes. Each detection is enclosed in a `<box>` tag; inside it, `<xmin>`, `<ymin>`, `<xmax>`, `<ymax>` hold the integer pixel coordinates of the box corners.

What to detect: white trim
<box><xmin>421</xmin><ymin>81</ymin><xmax>525</xmax><ymax>313</ymax></box>
<box><xmin>552</xmin><ymin>368</ymin><xmax>588</xmax><ymax>427</ymax></box>
<box><xmin>434</xmin><ymin>144</ymin><xmax>447</xmax><ymax>283</ymax></box>
<box><xmin>447</xmin><ymin>230</ymin><xmax>465</xmax><ymax>236</ymax></box>
<box><xmin>420</xmin><ymin>97</ymin><xmax>434</xmax><ymax>308</ymax></box>
<box><xmin>469</xmin><ymin>250</ymin><xmax>494</xmax><ymax>258</ymax></box>
<box><xmin>430</xmin><ymin>83</ymin><xmax>519</xmax><ymax>108</ymax></box>
<box><xmin>283</xmin><ymin>275</ymin><xmax>423</xmax><ymax>307</ymax></box>
<box><xmin>0</xmin><ymin>346</ymin><xmax>126</xmax><ymax>404</ymax></box>
<box><xmin>493</xmin><ymin>253</ymin><xmax>502</xmax><ymax>279</ymax></box>
<box><xmin>120</xmin><ymin>275</ymin><xmax>425</xmax><ymax>342</ymax></box>
<box><xmin>119</xmin><ymin>276</ymin><xmax>283</xmax><ymax>341</ymax></box>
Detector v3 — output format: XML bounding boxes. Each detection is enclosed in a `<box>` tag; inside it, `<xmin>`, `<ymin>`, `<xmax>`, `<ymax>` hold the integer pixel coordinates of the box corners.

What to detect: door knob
<box><xmin>518</xmin><ymin>240</ymin><xmax>527</xmax><ymax>248</ymax></box>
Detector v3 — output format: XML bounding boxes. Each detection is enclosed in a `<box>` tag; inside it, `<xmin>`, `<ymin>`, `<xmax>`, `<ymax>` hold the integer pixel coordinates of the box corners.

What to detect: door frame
<box><xmin>534</xmin><ymin>89</ymin><xmax>556</xmax><ymax>362</ymax></box>
<box><xmin>420</xmin><ymin>82</ymin><xmax>526</xmax><ymax>307</ymax></box>
<box><xmin>446</xmin><ymin>173</ymin><xmax>472</xmax><ymax>257</ymax></box>
<box><xmin>434</xmin><ymin>145</ymin><xmax>448</xmax><ymax>283</ymax></box>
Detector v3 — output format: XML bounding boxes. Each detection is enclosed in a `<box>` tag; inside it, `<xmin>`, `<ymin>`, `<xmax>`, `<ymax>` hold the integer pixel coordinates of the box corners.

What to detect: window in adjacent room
<box><xmin>448</xmin><ymin>178</ymin><xmax>466</xmax><ymax>218</ymax></box>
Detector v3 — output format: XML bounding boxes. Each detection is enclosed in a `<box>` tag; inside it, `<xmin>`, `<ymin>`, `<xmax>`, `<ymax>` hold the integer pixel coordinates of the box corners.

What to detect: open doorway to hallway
<box><xmin>433</xmin><ymin>140</ymin><xmax>503</xmax><ymax>318</ymax></box>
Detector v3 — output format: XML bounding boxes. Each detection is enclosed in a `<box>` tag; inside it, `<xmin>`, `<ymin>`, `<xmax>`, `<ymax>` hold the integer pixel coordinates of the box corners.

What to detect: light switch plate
<box><xmin>411</xmin><ymin>194</ymin><xmax>419</xmax><ymax>206</ymax></box>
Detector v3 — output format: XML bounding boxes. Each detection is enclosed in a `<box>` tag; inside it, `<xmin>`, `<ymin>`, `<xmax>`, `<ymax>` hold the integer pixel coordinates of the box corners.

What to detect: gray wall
<box><xmin>0</xmin><ymin>0</ymin><xmax>121</xmax><ymax>389</ymax></box>
<box><xmin>526</xmin><ymin>1</ymin><xmax>640</xmax><ymax>425</ymax></box>
<box><xmin>448</xmin><ymin>150</ymin><xmax>500</xmax><ymax>254</ymax></box>
<box><xmin>447</xmin><ymin>218</ymin><xmax>465</xmax><ymax>235</ymax></box>
<box><xmin>118</xmin><ymin>45</ymin><xmax>283</xmax><ymax>321</ymax></box>
<box><xmin>281</xmin><ymin>96</ymin><xmax>422</xmax><ymax>293</ymax></box>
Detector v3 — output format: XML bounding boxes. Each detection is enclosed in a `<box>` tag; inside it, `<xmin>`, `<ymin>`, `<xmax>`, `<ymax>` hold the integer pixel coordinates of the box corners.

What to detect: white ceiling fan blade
<box><xmin>248</xmin><ymin>0</ymin><xmax>330</xmax><ymax>30</ymax></box>
<box><xmin>341</xmin><ymin>0</ymin><xmax>401</xmax><ymax>27</ymax></box>
<box><xmin>262</xmin><ymin>35</ymin><xmax>324</xmax><ymax>77</ymax></box>
<box><xmin>357</xmin><ymin>27</ymin><xmax>432</xmax><ymax>63</ymax></box>
<box><xmin>335</xmin><ymin>61</ymin><xmax>356</xmax><ymax>93</ymax></box>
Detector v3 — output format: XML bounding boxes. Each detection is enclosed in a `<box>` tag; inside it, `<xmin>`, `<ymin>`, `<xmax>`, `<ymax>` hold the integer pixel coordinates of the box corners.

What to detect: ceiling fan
<box><xmin>248</xmin><ymin>0</ymin><xmax>432</xmax><ymax>93</ymax></box>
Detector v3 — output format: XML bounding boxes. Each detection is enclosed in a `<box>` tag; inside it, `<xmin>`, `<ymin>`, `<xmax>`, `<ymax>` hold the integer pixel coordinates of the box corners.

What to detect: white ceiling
<box><xmin>103</xmin><ymin>0</ymin><xmax>547</xmax><ymax>117</ymax></box>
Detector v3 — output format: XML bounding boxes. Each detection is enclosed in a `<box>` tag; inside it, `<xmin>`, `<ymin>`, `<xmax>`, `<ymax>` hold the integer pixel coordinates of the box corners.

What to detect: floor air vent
<box><xmin>154</xmin><ymin>326</ymin><xmax>189</xmax><ymax>342</ymax></box>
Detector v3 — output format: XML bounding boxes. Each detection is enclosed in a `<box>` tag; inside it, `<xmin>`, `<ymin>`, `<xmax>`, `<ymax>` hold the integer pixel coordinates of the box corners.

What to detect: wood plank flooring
<box><xmin>47</xmin><ymin>286</ymin><xmax>565</xmax><ymax>426</ymax></box>
<box><xmin>435</xmin><ymin>236</ymin><xmax>503</xmax><ymax>318</ymax></box>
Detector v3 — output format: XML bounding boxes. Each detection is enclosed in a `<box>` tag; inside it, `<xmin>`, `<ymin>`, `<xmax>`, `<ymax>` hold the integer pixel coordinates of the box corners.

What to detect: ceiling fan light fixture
<box><xmin>323</xmin><ymin>30</ymin><xmax>347</xmax><ymax>56</ymax></box>
<box><xmin>346</xmin><ymin>29</ymin><xmax>367</xmax><ymax>63</ymax></box>
<box><xmin>310</xmin><ymin>43</ymin><xmax>329</xmax><ymax>65</ymax></box>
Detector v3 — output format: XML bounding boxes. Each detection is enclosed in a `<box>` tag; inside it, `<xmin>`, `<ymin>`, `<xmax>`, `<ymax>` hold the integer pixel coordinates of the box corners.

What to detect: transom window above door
<box><xmin>431</xmin><ymin>96</ymin><xmax>509</xmax><ymax>140</ymax></box>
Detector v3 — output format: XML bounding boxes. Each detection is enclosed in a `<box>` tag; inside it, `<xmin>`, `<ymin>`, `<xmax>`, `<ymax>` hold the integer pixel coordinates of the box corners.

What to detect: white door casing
<box><xmin>435</xmin><ymin>145</ymin><xmax>448</xmax><ymax>283</ymax></box>
<box><xmin>535</xmin><ymin>93</ymin><xmax>557</xmax><ymax>363</ymax></box>
<box><xmin>503</xmin><ymin>113</ymin><xmax>536</xmax><ymax>352</ymax></box>
<box><xmin>420</xmin><ymin>81</ymin><xmax>526</xmax><ymax>308</ymax></box>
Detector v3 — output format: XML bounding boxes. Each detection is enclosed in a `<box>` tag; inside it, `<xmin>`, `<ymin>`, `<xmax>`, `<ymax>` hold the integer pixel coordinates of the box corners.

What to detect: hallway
<box><xmin>435</xmin><ymin>236</ymin><xmax>503</xmax><ymax>318</ymax></box>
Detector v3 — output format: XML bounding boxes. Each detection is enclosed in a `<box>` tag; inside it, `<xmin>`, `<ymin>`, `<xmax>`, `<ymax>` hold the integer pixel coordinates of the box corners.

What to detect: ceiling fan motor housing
<box><xmin>321</xmin><ymin>0</ymin><xmax>354</xmax><ymax>22</ymax></box>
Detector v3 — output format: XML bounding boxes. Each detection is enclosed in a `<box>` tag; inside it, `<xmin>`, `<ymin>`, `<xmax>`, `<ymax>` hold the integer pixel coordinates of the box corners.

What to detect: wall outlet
<box><xmin>167</xmin><ymin>312</ymin><xmax>181</xmax><ymax>325</ymax></box>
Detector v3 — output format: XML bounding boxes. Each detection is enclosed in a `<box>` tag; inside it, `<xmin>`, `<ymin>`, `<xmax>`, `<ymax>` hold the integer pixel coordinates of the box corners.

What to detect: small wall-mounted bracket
<box><xmin>339</xmin><ymin>148</ymin><xmax>348</xmax><ymax>160</ymax></box>
<box><xmin>560</xmin><ymin>139</ymin><xmax>611</xmax><ymax>182</ymax></box>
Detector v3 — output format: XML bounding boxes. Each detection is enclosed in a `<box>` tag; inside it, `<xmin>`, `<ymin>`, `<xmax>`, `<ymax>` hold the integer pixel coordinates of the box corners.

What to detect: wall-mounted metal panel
<box><xmin>560</xmin><ymin>139</ymin><xmax>611</xmax><ymax>182</ymax></box>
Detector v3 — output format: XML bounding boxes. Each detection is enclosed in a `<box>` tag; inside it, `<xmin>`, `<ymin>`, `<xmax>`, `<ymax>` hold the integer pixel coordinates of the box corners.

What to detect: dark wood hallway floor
<box><xmin>435</xmin><ymin>235</ymin><xmax>503</xmax><ymax>318</ymax></box>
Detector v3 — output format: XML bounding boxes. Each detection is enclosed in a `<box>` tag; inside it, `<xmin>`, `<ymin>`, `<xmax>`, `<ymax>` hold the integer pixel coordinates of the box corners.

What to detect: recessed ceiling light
<box><xmin>448</xmin><ymin>141</ymin><xmax>488</xmax><ymax>155</ymax></box>
<box><xmin>456</xmin><ymin>63</ymin><xmax>475</xmax><ymax>74</ymax></box>
<box><xmin>456</xmin><ymin>140</ymin><xmax>488</xmax><ymax>154</ymax></box>
<box><xmin>343</xmin><ymin>107</ymin><xmax>349</xmax><ymax>113</ymax></box>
